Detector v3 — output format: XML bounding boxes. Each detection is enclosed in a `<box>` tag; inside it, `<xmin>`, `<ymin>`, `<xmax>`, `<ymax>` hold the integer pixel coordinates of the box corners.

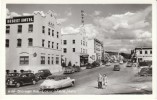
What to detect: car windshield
<box><xmin>47</xmin><ymin>76</ymin><xmax>67</xmax><ymax>81</ymax></box>
<box><xmin>38</xmin><ymin>70</ymin><xmax>44</xmax><ymax>73</ymax></box>
<box><xmin>7</xmin><ymin>73</ymin><xmax>19</xmax><ymax>77</ymax></box>
<box><xmin>20</xmin><ymin>74</ymin><xmax>27</xmax><ymax>78</ymax></box>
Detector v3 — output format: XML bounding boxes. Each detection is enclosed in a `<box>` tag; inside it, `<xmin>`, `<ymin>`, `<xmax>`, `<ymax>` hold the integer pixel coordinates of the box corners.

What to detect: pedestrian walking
<box><xmin>103</xmin><ymin>74</ymin><xmax>107</xmax><ymax>88</ymax></box>
<box><xmin>98</xmin><ymin>73</ymin><xmax>103</xmax><ymax>89</ymax></box>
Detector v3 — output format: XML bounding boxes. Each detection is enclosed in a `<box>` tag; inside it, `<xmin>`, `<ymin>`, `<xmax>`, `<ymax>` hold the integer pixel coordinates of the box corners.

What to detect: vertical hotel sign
<box><xmin>6</xmin><ymin>16</ymin><xmax>34</xmax><ymax>24</ymax></box>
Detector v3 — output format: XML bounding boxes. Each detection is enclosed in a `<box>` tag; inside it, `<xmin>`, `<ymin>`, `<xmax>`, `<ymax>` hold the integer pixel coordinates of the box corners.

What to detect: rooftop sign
<box><xmin>6</xmin><ymin>16</ymin><xmax>34</xmax><ymax>24</ymax></box>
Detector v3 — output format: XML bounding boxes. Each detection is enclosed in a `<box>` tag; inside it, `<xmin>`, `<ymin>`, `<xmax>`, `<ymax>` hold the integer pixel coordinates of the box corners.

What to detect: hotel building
<box><xmin>6</xmin><ymin>10</ymin><xmax>62</xmax><ymax>73</ymax></box>
<box><xmin>61</xmin><ymin>31</ymin><xmax>88</xmax><ymax>67</ymax></box>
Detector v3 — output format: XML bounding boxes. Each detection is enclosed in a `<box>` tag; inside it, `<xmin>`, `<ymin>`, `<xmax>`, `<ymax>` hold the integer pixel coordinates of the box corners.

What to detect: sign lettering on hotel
<box><xmin>6</xmin><ymin>16</ymin><xmax>34</xmax><ymax>24</ymax></box>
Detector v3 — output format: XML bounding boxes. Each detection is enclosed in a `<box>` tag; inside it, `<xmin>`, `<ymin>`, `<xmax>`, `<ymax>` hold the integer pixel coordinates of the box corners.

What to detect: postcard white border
<box><xmin>0</xmin><ymin>0</ymin><xmax>156</xmax><ymax>100</ymax></box>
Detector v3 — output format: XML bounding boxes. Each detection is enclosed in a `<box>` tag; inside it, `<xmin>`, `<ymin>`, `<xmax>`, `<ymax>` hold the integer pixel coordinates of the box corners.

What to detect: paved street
<box><xmin>6</xmin><ymin>63</ymin><xmax>152</xmax><ymax>95</ymax></box>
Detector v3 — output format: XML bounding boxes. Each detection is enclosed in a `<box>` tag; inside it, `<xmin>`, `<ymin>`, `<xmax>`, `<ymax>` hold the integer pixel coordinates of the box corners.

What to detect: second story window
<box><xmin>28</xmin><ymin>24</ymin><xmax>33</xmax><ymax>32</ymax></box>
<box><xmin>63</xmin><ymin>40</ymin><xmax>67</xmax><ymax>45</ymax></box>
<box><xmin>48</xmin><ymin>57</ymin><xmax>50</xmax><ymax>64</ymax></box>
<box><xmin>48</xmin><ymin>28</ymin><xmax>51</xmax><ymax>35</ymax></box>
<box><xmin>17</xmin><ymin>39</ymin><xmax>22</xmax><ymax>47</ymax></box>
<box><xmin>42</xmin><ymin>39</ymin><xmax>45</xmax><ymax>47</ymax></box>
<box><xmin>57</xmin><ymin>32</ymin><xmax>59</xmax><ymax>38</ymax></box>
<box><xmin>73</xmin><ymin>48</ymin><xmax>75</xmax><ymax>52</ymax></box>
<box><xmin>140</xmin><ymin>51</ymin><xmax>142</xmax><ymax>54</ymax></box>
<box><xmin>6</xmin><ymin>39</ymin><xmax>9</xmax><ymax>47</ymax></box>
<box><xmin>145</xmin><ymin>50</ymin><xmax>148</xmax><ymax>54</ymax></box>
<box><xmin>18</xmin><ymin>25</ymin><xmax>22</xmax><ymax>33</ymax></box>
<box><xmin>52</xmin><ymin>42</ymin><xmax>54</xmax><ymax>48</ymax></box>
<box><xmin>6</xmin><ymin>26</ymin><xmax>10</xmax><ymax>34</ymax></box>
<box><xmin>52</xmin><ymin>30</ymin><xmax>54</xmax><ymax>36</ymax></box>
<box><xmin>42</xmin><ymin>26</ymin><xmax>45</xmax><ymax>33</ymax></box>
<box><xmin>150</xmin><ymin>50</ymin><xmax>152</xmax><ymax>54</ymax></box>
<box><xmin>28</xmin><ymin>38</ymin><xmax>33</xmax><ymax>46</ymax></box>
<box><xmin>73</xmin><ymin>40</ymin><xmax>75</xmax><ymax>44</ymax></box>
<box><xmin>57</xmin><ymin>43</ymin><xmax>59</xmax><ymax>49</ymax></box>
<box><xmin>63</xmin><ymin>48</ymin><xmax>67</xmax><ymax>53</ymax></box>
<box><xmin>48</xmin><ymin>41</ymin><xmax>50</xmax><ymax>48</ymax></box>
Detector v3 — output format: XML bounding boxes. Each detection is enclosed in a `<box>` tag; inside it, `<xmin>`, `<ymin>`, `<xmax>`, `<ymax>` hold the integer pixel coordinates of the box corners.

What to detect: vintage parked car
<box><xmin>35</xmin><ymin>69</ymin><xmax>52</xmax><ymax>80</ymax></box>
<box><xmin>6</xmin><ymin>73</ymin><xmax>38</xmax><ymax>88</ymax></box>
<box><xmin>126</xmin><ymin>62</ymin><xmax>133</xmax><ymax>67</ymax></box>
<box><xmin>86</xmin><ymin>63</ymin><xmax>93</xmax><ymax>69</ymax></box>
<box><xmin>6</xmin><ymin>72</ymin><xmax>20</xmax><ymax>79</ymax></box>
<box><xmin>119</xmin><ymin>60</ymin><xmax>123</xmax><ymax>64</ymax></box>
<box><xmin>113</xmin><ymin>64</ymin><xmax>120</xmax><ymax>71</ymax></box>
<box><xmin>73</xmin><ymin>66</ymin><xmax>81</xmax><ymax>72</ymax></box>
<box><xmin>139</xmin><ymin>67</ymin><xmax>152</xmax><ymax>76</ymax></box>
<box><xmin>39</xmin><ymin>75</ymin><xmax>75</xmax><ymax>91</ymax></box>
<box><xmin>64</xmin><ymin>67</ymin><xmax>75</xmax><ymax>74</ymax></box>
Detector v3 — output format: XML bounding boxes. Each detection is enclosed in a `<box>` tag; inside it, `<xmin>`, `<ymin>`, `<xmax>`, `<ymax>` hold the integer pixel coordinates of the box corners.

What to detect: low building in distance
<box><xmin>6</xmin><ymin>10</ymin><xmax>62</xmax><ymax>73</ymax></box>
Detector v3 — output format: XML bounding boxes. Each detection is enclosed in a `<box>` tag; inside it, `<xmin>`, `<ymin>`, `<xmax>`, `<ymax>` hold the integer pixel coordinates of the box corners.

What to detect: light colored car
<box><xmin>106</xmin><ymin>62</ymin><xmax>111</xmax><ymax>66</ymax></box>
<box><xmin>39</xmin><ymin>75</ymin><xmax>75</xmax><ymax>90</ymax></box>
<box><xmin>126</xmin><ymin>62</ymin><xmax>133</xmax><ymax>67</ymax></box>
<box><xmin>119</xmin><ymin>60</ymin><xmax>123</xmax><ymax>64</ymax></box>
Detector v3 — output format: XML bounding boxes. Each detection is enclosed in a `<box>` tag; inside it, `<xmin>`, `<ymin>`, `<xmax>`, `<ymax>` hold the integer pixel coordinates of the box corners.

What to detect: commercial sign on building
<box><xmin>6</xmin><ymin>16</ymin><xmax>34</xmax><ymax>24</ymax></box>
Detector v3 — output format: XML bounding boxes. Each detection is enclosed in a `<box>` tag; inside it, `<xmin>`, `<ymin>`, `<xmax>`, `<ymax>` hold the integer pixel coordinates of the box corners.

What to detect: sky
<box><xmin>6</xmin><ymin>4</ymin><xmax>152</xmax><ymax>53</ymax></box>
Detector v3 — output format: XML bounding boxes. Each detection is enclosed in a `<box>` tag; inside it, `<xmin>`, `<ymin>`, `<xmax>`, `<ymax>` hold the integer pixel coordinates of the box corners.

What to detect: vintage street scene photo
<box><xmin>5</xmin><ymin>4</ymin><xmax>152</xmax><ymax>95</ymax></box>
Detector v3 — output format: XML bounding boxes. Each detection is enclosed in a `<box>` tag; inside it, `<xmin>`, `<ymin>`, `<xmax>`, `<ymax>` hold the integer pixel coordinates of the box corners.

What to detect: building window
<box><xmin>52</xmin><ymin>30</ymin><xmax>54</xmax><ymax>36</ymax></box>
<box><xmin>42</xmin><ymin>39</ymin><xmax>45</xmax><ymax>47</ymax></box>
<box><xmin>51</xmin><ymin>57</ymin><xmax>54</xmax><ymax>64</ymax></box>
<box><xmin>48</xmin><ymin>41</ymin><xmax>50</xmax><ymax>48</ymax></box>
<box><xmin>48</xmin><ymin>28</ymin><xmax>51</xmax><ymax>35</ymax></box>
<box><xmin>150</xmin><ymin>50</ymin><xmax>152</xmax><ymax>54</ymax></box>
<box><xmin>73</xmin><ymin>48</ymin><xmax>75</xmax><ymax>52</ymax></box>
<box><xmin>28</xmin><ymin>38</ymin><xmax>33</xmax><ymax>46</ymax></box>
<box><xmin>48</xmin><ymin>57</ymin><xmax>50</xmax><ymax>64</ymax></box>
<box><xmin>140</xmin><ymin>51</ymin><xmax>142</xmax><ymax>54</ymax></box>
<box><xmin>6</xmin><ymin>39</ymin><xmax>9</xmax><ymax>47</ymax></box>
<box><xmin>73</xmin><ymin>40</ymin><xmax>75</xmax><ymax>44</ymax></box>
<box><xmin>56</xmin><ymin>57</ymin><xmax>59</xmax><ymax>64</ymax></box>
<box><xmin>81</xmin><ymin>48</ymin><xmax>82</xmax><ymax>53</ymax></box>
<box><xmin>17</xmin><ymin>39</ymin><xmax>22</xmax><ymax>47</ymax></box>
<box><xmin>28</xmin><ymin>24</ymin><xmax>33</xmax><ymax>32</ymax></box>
<box><xmin>63</xmin><ymin>40</ymin><xmax>67</xmax><ymax>45</ymax></box>
<box><xmin>63</xmin><ymin>48</ymin><xmax>67</xmax><ymax>53</ymax></box>
<box><xmin>57</xmin><ymin>43</ymin><xmax>59</xmax><ymax>49</ymax></box>
<box><xmin>20</xmin><ymin>56</ymin><xmax>29</xmax><ymax>65</ymax></box>
<box><xmin>41</xmin><ymin>56</ymin><xmax>45</xmax><ymax>64</ymax></box>
<box><xmin>52</xmin><ymin>42</ymin><xmax>54</xmax><ymax>48</ymax></box>
<box><xmin>81</xmin><ymin>40</ymin><xmax>82</xmax><ymax>45</ymax></box>
<box><xmin>83</xmin><ymin>41</ymin><xmax>85</xmax><ymax>46</ymax></box>
<box><xmin>145</xmin><ymin>50</ymin><xmax>148</xmax><ymax>54</ymax></box>
<box><xmin>6</xmin><ymin>26</ymin><xmax>10</xmax><ymax>34</ymax></box>
<box><xmin>42</xmin><ymin>26</ymin><xmax>45</xmax><ymax>33</ymax></box>
<box><xmin>18</xmin><ymin>25</ymin><xmax>22</xmax><ymax>33</ymax></box>
<box><xmin>57</xmin><ymin>32</ymin><xmax>59</xmax><ymax>38</ymax></box>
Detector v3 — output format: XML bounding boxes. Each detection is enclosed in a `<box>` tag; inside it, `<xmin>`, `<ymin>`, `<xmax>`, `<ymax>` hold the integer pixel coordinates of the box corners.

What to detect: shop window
<box><xmin>41</xmin><ymin>56</ymin><xmax>45</xmax><ymax>64</ymax></box>
<box><xmin>20</xmin><ymin>56</ymin><xmax>29</xmax><ymax>65</ymax></box>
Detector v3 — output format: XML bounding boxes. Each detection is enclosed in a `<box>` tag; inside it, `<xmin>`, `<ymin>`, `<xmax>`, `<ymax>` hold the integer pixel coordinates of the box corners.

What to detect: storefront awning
<box><xmin>80</xmin><ymin>53</ymin><xmax>89</xmax><ymax>57</ymax></box>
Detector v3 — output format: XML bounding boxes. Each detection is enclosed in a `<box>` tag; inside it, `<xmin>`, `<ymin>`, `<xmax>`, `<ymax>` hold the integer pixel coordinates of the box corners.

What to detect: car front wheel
<box><xmin>32</xmin><ymin>80</ymin><xmax>36</xmax><ymax>85</ymax></box>
<box><xmin>16</xmin><ymin>83</ymin><xmax>20</xmax><ymax>88</ymax></box>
